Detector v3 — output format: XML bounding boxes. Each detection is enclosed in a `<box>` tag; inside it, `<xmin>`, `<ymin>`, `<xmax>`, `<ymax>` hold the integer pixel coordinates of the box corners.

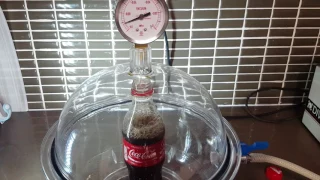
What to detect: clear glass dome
<box><xmin>41</xmin><ymin>62</ymin><xmax>241</xmax><ymax>180</ymax></box>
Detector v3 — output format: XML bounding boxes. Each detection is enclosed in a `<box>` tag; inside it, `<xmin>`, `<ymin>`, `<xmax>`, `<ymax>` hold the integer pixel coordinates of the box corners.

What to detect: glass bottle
<box><xmin>123</xmin><ymin>45</ymin><xmax>165</xmax><ymax>180</ymax></box>
<box><xmin>122</xmin><ymin>78</ymin><xmax>165</xmax><ymax>180</ymax></box>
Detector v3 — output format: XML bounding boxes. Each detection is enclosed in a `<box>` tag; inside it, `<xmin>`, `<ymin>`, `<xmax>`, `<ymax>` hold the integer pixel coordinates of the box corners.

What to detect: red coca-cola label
<box><xmin>123</xmin><ymin>138</ymin><xmax>165</xmax><ymax>167</ymax></box>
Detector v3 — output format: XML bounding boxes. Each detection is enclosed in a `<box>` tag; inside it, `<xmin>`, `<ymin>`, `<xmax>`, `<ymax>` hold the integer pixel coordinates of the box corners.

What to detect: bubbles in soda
<box><xmin>123</xmin><ymin>114</ymin><xmax>165</xmax><ymax>180</ymax></box>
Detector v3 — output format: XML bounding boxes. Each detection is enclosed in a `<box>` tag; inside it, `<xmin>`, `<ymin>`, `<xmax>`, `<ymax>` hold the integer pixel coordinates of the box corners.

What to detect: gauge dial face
<box><xmin>115</xmin><ymin>0</ymin><xmax>169</xmax><ymax>44</ymax></box>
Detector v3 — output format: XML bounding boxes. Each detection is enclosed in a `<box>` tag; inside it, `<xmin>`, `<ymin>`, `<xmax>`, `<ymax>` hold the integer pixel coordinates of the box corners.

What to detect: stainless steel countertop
<box><xmin>1</xmin><ymin>109</ymin><xmax>320</xmax><ymax>180</ymax></box>
<box><xmin>0</xmin><ymin>111</ymin><xmax>58</xmax><ymax>180</ymax></box>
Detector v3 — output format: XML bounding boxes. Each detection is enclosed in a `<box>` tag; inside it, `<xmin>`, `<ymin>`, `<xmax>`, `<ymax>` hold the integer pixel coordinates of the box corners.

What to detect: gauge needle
<box><xmin>125</xmin><ymin>12</ymin><xmax>151</xmax><ymax>24</ymax></box>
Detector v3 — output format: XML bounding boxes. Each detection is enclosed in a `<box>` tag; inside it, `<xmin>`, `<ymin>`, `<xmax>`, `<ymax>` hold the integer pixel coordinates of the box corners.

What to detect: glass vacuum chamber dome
<box><xmin>41</xmin><ymin>62</ymin><xmax>241</xmax><ymax>180</ymax></box>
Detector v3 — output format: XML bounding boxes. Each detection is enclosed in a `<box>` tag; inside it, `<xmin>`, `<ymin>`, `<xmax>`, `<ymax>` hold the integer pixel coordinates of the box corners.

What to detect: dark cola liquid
<box><xmin>123</xmin><ymin>132</ymin><xmax>165</xmax><ymax>180</ymax></box>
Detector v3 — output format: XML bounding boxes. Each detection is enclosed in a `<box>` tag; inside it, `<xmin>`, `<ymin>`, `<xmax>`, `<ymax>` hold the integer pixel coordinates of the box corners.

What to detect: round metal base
<box><xmin>41</xmin><ymin>119</ymin><xmax>241</xmax><ymax>180</ymax></box>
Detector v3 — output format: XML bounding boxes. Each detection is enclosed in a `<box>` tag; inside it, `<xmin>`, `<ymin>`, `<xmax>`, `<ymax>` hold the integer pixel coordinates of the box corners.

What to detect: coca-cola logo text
<box><xmin>129</xmin><ymin>149</ymin><xmax>156</xmax><ymax>160</ymax></box>
<box><xmin>123</xmin><ymin>138</ymin><xmax>165</xmax><ymax>167</ymax></box>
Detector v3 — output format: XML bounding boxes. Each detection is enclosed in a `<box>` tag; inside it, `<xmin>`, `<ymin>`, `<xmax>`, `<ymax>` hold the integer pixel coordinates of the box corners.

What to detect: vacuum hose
<box><xmin>248</xmin><ymin>153</ymin><xmax>320</xmax><ymax>180</ymax></box>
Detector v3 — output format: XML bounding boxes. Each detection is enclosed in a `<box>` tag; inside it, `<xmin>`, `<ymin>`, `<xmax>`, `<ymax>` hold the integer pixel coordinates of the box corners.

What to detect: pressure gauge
<box><xmin>115</xmin><ymin>0</ymin><xmax>169</xmax><ymax>44</ymax></box>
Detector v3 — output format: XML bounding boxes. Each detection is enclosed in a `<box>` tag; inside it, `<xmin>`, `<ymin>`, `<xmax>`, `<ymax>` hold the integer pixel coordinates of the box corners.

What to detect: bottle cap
<box><xmin>266</xmin><ymin>166</ymin><xmax>283</xmax><ymax>180</ymax></box>
<box><xmin>131</xmin><ymin>82</ymin><xmax>154</xmax><ymax>97</ymax></box>
<box><xmin>131</xmin><ymin>88</ymin><xmax>154</xmax><ymax>96</ymax></box>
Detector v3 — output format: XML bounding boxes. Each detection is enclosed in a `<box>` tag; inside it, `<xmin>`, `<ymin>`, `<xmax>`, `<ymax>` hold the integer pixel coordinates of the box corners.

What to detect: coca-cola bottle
<box><xmin>122</xmin><ymin>78</ymin><xmax>165</xmax><ymax>180</ymax></box>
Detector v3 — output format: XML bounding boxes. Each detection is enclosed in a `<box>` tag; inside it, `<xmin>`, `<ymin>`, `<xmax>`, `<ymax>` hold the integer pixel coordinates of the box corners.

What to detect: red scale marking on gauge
<box><xmin>152</xmin><ymin>25</ymin><xmax>157</xmax><ymax>30</ymax></box>
<box><xmin>151</xmin><ymin>0</ymin><xmax>158</xmax><ymax>4</ymax></box>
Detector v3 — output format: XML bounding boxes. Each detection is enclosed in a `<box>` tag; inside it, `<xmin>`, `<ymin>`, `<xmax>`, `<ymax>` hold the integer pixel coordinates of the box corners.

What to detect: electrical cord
<box><xmin>164</xmin><ymin>31</ymin><xmax>171</xmax><ymax>66</ymax></box>
<box><xmin>244</xmin><ymin>87</ymin><xmax>308</xmax><ymax>123</ymax></box>
<box><xmin>226</xmin><ymin>87</ymin><xmax>308</xmax><ymax>123</ymax></box>
<box><xmin>163</xmin><ymin>33</ymin><xmax>308</xmax><ymax>123</ymax></box>
<box><xmin>224</xmin><ymin>103</ymin><xmax>303</xmax><ymax>119</ymax></box>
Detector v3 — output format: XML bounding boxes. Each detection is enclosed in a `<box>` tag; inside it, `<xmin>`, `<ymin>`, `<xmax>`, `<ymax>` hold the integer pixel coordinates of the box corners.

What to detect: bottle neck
<box><xmin>132</xmin><ymin>94</ymin><xmax>153</xmax><ymax>103</ymax></box>
<box><xmin>131</xmin><ymin>77</ymin><xmax>154</xmax><ymax>102</ymax></box>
